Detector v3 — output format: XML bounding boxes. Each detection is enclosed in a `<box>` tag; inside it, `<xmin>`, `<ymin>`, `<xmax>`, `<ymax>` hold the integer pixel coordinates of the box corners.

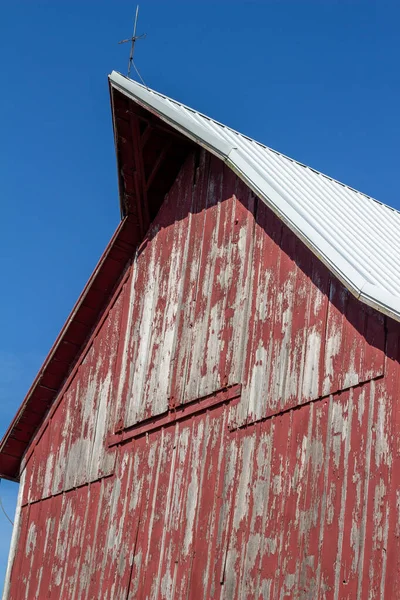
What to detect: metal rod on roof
<box><xmin>118</xmin><ymin>5</ymin><xmax>146</xmax><ymax>79</ymax></box>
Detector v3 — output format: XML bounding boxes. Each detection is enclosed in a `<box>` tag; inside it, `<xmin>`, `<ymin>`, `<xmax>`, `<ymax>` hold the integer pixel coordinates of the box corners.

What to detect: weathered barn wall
<box><xmin>20</xmin><ymin>278</ymin><xmax>128</xmax><ymax>504</ymax></box>
<box><xmin>5</xmin><ymin>149</ymin><xmax>398</xmax><ymax>599</ymax></box>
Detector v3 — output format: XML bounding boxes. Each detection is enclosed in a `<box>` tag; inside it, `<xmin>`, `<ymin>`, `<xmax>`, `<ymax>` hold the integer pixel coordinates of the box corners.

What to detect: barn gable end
<box><xmin>2</xmin><ymin>74</ymin><xmax>400</xmax><ymax>599</ymax></box>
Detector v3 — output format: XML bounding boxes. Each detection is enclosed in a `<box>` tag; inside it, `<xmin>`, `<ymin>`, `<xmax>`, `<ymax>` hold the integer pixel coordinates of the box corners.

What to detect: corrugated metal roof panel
<box><xmin>109</xmin><ymin>71</ymin><xmax>400</xmax><ymax>322</ymax></box>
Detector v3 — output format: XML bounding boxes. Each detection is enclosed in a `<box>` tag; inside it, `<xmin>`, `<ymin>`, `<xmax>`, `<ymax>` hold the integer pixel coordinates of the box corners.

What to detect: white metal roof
<box><xmin>109</xmin><ymin>70</ymin><xmax>400</xmax><ymax>323</ymax></box>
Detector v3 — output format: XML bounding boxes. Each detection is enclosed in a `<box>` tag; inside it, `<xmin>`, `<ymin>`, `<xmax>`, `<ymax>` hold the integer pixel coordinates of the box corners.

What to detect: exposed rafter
<box><xmin>129</xmin><ymin>112</ymin><xmax>150</xmax><ymax>236</ymax></box>
<box><xmin>145</xmin><ymin>140</ymin><xmax>173</xmax><ymax>191</ymax></box>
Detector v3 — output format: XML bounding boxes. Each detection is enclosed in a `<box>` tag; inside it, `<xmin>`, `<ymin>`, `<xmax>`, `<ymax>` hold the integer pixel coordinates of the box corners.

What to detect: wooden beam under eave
<box><xmin>140</xmin><ymin>124</ymin><xmax>153</xmax><ymax>149</ymax></box>
<box><xmin>129</xmin><ymin>112</ymin><xmax>151</xmax><ymax>237</ymax></box>
<box><xmin>145</xmin><ymin>140</ymin><xmax>172</xmax><ymax>191</ymax></box>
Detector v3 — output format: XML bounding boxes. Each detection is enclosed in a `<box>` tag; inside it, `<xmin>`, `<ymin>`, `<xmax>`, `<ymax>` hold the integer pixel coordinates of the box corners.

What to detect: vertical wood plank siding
<box><xmin>7</xmin><ymin>149</ymin><xmax>397</xmax><ymax>599</ymax></box>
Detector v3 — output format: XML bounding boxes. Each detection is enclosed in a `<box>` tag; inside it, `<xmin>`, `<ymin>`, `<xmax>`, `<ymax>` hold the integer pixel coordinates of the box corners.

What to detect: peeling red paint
<box><xmin>4</xmin><ymin>144</ymin><xmax>399</xmax><ymax>599</ymax></box>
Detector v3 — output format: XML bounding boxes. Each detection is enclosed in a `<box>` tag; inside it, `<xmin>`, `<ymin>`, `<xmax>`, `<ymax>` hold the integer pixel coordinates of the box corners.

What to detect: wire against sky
<box><xmin>0</xmin><ymin>480</ymin><xmax>13</xmax><ymax>527</ymax></box>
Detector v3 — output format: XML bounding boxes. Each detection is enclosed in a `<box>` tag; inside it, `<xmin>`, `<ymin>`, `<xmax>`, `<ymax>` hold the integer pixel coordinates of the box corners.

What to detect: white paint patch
<box><xmin>375</xmin><ymin>395</ymin><xmax>391</xmax><ymax>468</ymax></box>
<box><xmin>183</xmin><ymin>422</ymin><xmax>203</xmax><ymax>556</ymax></box>
<box><xmin>25</xmin><ymin>522</ymin><xmax>37</xmax><ymax>557</ymax></box>
<box><xmin>323</xmin><ymin>330</ymin><xmax>342</xmax><ymax>396</ymax></box>
<box><xmin>302</xmin><ymin>327</ymin><xmax>322</xmax><ymax>400</ymax></box>
<box><xmin>43</xmin><ymin>452</ymin><xmax>54</xmax><ymax>498</ymax></box>
<box><xmin>247</xmin><ymin>343</ymin><xmax>269</xmax><ymax>422</ymax></box>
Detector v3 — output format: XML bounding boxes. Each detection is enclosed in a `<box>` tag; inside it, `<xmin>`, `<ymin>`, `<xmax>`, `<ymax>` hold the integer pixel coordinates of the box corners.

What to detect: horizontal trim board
<box><xmin>229</xmin><ymin>374</ymin><xmax>385</xmax><ymax>432</ymax></box>
<box><xmin>108</xmin><ymin>384</ymin><xmax>242</xmax><ymax>447</ymax></box>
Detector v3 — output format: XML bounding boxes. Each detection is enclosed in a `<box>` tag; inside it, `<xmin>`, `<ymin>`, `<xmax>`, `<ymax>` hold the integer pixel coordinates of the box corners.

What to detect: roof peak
<box><xmin>110</xmin><ymin>70</ymin><xmax>400</xmax><ymax>322</ymax></box>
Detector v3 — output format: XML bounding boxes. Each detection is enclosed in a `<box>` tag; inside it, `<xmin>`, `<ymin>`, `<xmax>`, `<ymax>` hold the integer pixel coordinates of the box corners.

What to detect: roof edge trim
<box><xmin>109</xmin><ymin>72</ymin><xmax>235</xmax><ymax>159</ymax></box>
<box><xmin>360</xmin><ymin>283</ymin><xmax>400</xmax><ymax>322</ymax></box>
<box><xmin>228</xmin><ymin>149</ymin><xmax>368</xmax><ymax>295</ymax></box>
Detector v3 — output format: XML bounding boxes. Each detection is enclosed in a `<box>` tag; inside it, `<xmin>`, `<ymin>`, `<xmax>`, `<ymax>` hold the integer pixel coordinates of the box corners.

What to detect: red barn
<box><xmin>1</xmin><ymin>72</ymin><xmax>399</xmax><ymax>599</ymax></box>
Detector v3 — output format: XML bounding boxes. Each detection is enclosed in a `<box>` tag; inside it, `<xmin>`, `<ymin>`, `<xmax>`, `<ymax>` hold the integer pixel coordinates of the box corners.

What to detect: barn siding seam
<box><xmin>230</xmin><ymin>373</ymin><xmax>385</xmax><ymax>433</ymax></box>
<box><xmin>19</xmin><ymin>472</ymin><xmax>114</xmax><ymax>509</ymax></box>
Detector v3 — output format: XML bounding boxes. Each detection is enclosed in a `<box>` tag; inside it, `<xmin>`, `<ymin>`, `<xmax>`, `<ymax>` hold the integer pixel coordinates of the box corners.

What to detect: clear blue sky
<box><xmin>0</xmin><ymin>0</ymin><xmax>399</xmax><ymax>591</ymax></box>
